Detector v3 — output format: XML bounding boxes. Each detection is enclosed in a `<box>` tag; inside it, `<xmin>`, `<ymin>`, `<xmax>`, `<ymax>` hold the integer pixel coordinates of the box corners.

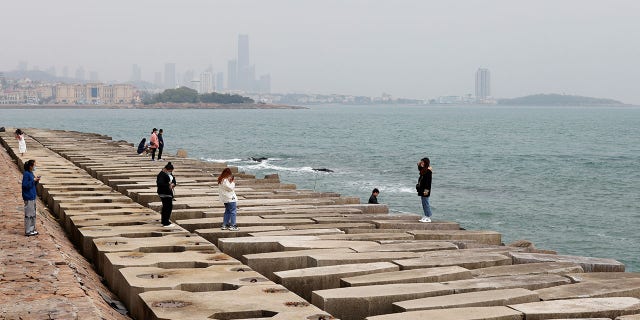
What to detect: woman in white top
<box><xmin>217</xmin><ymin>168</ymin><xmax>238</xmax><ymax>231</ymax></box>
<box><xmin>15</xmin><ymin>129</ymin><xmax>27</xmax><ymax>156</ymax></box>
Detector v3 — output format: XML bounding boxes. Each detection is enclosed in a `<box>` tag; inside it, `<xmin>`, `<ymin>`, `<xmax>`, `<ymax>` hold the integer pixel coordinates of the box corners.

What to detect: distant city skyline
<box><xmin>2</xmin><ymin>1</ymin><xmax>640</xmax><ymax>103</ymax></box>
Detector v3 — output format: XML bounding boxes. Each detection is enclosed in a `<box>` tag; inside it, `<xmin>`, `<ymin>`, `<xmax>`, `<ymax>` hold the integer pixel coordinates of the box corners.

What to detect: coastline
<box><xmin>0</xmin><ymin>102</ymin><xmax>307</xmax><ymax>110</ymax></box>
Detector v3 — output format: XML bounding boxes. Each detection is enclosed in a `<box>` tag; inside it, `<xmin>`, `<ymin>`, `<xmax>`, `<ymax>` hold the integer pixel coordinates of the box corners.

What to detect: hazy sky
<box><xmin>2</xmin><ymin>1</ymin><xmax>639</xmax><ymax>103</ymax></box>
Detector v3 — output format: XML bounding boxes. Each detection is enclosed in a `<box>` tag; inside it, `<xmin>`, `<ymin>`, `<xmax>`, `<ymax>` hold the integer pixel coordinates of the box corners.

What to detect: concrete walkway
<box><xmin>0</xmin><ymin>145</ymin><xmax>129</xmax><ymax>319</ymax></box>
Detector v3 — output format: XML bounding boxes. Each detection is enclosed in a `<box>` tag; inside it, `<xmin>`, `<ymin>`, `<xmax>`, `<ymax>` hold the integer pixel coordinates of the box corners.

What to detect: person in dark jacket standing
<box><xmin>157</xmin><ymin>162</ymin><xmax>176</xmax><ymax>227</ymax></box>
<box><xmin>368</xmin><ymin>188</ymin><xmax>380</xmax><ymax>204</ymax></box>
<box><xmin>22</xmin><ymin>159</ymin><xmax>40</xmax><ymax>236</ymax></box>
<box><xmin>416</xmin><ymin>157</ymin><xmax>433</xmax><ymax>222</ymax></box>
<box><xmin>157</xmin><ymin>129</ymin><xmax>164</xmax><ymax>160</ymax></box>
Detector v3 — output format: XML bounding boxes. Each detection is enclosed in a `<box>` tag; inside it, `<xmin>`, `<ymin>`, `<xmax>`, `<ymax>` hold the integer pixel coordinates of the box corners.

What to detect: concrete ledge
<box><xmin>394</xmin><ymin>252</ymin><xmax>512</xmax><ymax>270</ymax></box>
<box><xmin>509</xmin><ymin>297</ymin><xmax>640</xmax><ymax>319</ymax></box>
<box><xmin>409</xmin><ymin>230</ymin><xmax>502</xmax><ymax>245</ymax></box>
<box><xmin>139</xmin><ymin>286</ymin><xmax>332</xmax><ymax>320</ymax></box>
<box><xmin>509</xmin><ymin>252</ymin><xmax>626</xmax><ymax>272</ymax></box>
<box><xmin>243</xmin><ymin>248</ymin><xmax>355</xmax><ymax>281</ymax></box>
<box><xmin>311</xmin><ymin>283</ymin><xmax>453</xmax><ymax>320</ymax></box>
<box><xmin>275</xmin><ymin>262</ymin><xmax>399</xmax><ymax>300</ymax></box>
<box><xmin>341</xmin><ymin>266</ymin><xmax>472</xmax><ymax>287</ymax></box>
<box><xmin>365</xmin><ymin>306</ymin><xmax>524</xmax><ymax>320</ymax></box>
<box><xmin>470</xmin><ymin>262</ymin><xmax>584</xmax><ymax>278</ymax></box>
<box><xmin>393</xmin><ymin>288</ymin><xmax>539</xmax><ymax>312</ymax></box>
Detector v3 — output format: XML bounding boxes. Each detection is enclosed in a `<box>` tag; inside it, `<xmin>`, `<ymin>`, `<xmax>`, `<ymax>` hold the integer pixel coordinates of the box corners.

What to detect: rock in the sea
<box><xmin>313</xmin><ymin>168</ymin><xmax>334</xmax><ymax>173</ymax></box>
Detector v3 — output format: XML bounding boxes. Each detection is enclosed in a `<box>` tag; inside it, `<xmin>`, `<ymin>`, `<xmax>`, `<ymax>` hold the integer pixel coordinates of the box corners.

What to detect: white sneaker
<box><xmin>423</xmin><ymin>217</ymin><xmax>431</xmax><ymax>223</ymax></box>
<box><xmin>221</xmin><ymin>225</ymin><xmax>228</xmax><ymax>230</ymax></box>
<box><xmin>163</xmin><ymin>223</ymin><xmax>176</xmax><ymax>228</ymax></box>
<box><xmin>228</xmin><ymin>226</ymin><xmax>239</xmax><ymax>231</ymax></box>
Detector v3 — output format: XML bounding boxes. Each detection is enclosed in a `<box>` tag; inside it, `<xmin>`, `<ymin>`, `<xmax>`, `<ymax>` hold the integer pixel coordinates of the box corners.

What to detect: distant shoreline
<box><xmin>0</xmin><ymin>103</ymin><xmax>308</xmax><ymax>110</ymax></box>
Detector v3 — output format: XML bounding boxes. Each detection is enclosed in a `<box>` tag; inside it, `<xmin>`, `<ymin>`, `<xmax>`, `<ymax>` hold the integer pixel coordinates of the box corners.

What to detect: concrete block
<box><xmin>140</xmin><ymin>285</ymin><xmax>333</xmax><ymax>320</ymax></box>
<box><xmin>446</xmin><ymin>274</ymin><xmax>572</xmax><ymax>293</ymax></box>
<box><xmin>471</xmin><ymin>262</ymin><xmax>584</xmax><ymax>278</ymax></box>
<box><xmin>217</xmin><ymin>236</ymin><xmax>319</xmax><ymax>259</ymax></box>
<box><xmin>365</xmin><ymin>306</ymin><xmax>523</xmax><ymax>320</ymax></box>
<box><xmin>195</xmin><ymin>225</ymin><xmax>286</xmax><ymax>244</ymax></box>
<box><xmin>509</xmin><ymin>297</ymin><xmax>640</xmax><ymax>320</ymax></box>
<box><xmin>341</xmin><ymin>266</ymin><xmax>472</xmax><ymax>287</ymax></box>
<box><xmin>277</xmin><ymin>239</ymin><xmax>381</xmax><ymax>252</ymax></box>
<box><xmin>311</xmin><ymin>283</ymin><xmax>453</xmax><ymax>320</ymax></box>
<box><xmin>394</xmin><ymin>252</ymin><xmax>512</xmax><ymax>270</ymax></box>
<box><xmin>243</xmin><ymin>248</ymin><xmax>355</xmax><ymax>281</ymax></box>
<box><xmin>509</xmin><ymin>252</ymin><xmax>626</xmax><ymax>272</ymax></box>
<box><xmin>102</xmin><ymin>250</ymin><xmax>240</xmax><ymax>288</ymax></box>
<box><xmin>536</xmin><ymin>278</ymin><xmax>640</xmax><ymax>300</ymax></box>
<box><xmin>117</xmin><ymin>265</ymin><xmax>273</xmax><ymax>320</ymax></box>
<box><xmin>317</xmin><ymin>232</ymin><xmax>415</xmax><ymax>241</ymax></box>
<box><xmin>393</xmin><ymin>288</ymin><xmax>539</xmax><ymax>312</ymax></box>
<box><xmin>373</xmin><ymin>220</ymin><xmax>461</xmax><ymax>230</ymax></box>
<box><xmin>409</xmin><ymin>230</ymin><xmax>502</xmax><ymax>245</ymax></box>
<box><xmin>177</xmin><ymin>216</ymin><xmax>317</xmax><ymax>232</ymax></box>
<box><xmin>275</xmin><ymin>262</ymin><xmax>399</xmax><ymax>300</ymax></box>
<box><xmin>353</xmin><ymin>241</ymin><xmax>458</xmax><ymax>253</ymax></box>
<box><xmin>307</xmin><ymin>251</ymin><xmax>421</xmax><ymax>267</ymax></box>
<box><xmin>249</xmin><ymin>228</ymin><xmax>345</xmax><ymax>237</ymax></box>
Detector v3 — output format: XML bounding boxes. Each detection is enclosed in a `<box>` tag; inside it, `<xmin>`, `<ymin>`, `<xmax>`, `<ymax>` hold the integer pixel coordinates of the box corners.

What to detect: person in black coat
<box><xmin>157</xmin><ymin>162</ymin><xmax>176</xmax><ymax>227</ymax></box>
<box><xmin>368</xmin><ymin>188</ymin><xmax>380</xmax><ymax>204</ymax></box>
<box><xmin>416</xmin><ymin>157</ymin><xmax>433</xmax><ymax>222</ymax></box>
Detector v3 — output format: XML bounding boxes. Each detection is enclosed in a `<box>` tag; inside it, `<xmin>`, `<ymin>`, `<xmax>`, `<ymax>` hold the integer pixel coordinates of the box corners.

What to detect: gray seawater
<box><xmin>2</xmin><ymin>105</ymin><xmax>638</xmax><ymax>271</ymax></box>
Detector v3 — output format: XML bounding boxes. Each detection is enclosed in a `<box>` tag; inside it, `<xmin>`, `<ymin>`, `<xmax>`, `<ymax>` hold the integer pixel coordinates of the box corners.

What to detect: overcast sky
<box><xmin>2</xmin><ymin>0</ymin><xmax>639</xmax><ymax>103</ymax></box>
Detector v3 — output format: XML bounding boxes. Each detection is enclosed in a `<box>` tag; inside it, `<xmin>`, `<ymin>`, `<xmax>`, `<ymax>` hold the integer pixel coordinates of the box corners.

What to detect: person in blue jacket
<box><xmin>22</xmin><ymin>159</ymin><xmax>40</xmax><ymax>236</ymax></box>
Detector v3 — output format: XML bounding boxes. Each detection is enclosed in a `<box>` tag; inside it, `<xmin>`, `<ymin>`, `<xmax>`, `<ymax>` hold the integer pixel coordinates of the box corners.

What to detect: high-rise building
<box><xmin>227</xmin><ymin>60</ymin><xmax>237</xmax><ymax>90</ymax></box>
<box><xmin>154</xmin><ymin>72</ymin><xmax>163</xmax><ymax>88</ymax></box>
<box><xmin>238</xmin><ymin>34</ymin><xmax>249</xmax><ymax>71</ymax></box>
<box><xmin>131</xmin><ymin>64</ymin><xmax>142</xmax><ymax>82</ymax></box>
<box><xmin>215</xmin><ymin>72</ymin><xmax>224</xmax><ymax>91</ymax></box>
<box><xmin>199</xmin><ymin>71</ymin><xmax>213</xmax><ymax>94</ymax></box>
<box><xmin>75</xmin><ymin>66</ymin><xmax>86</xmax><ymax>81</ymax></box>
<box><xmin>475</xmin><ymin>68</ymin><xmax>491</xmax><ymax>101</ymax></box>
<box><xmin>164</xmin><ymin>63</ymin><xmax>176</xmax><ymax>89</ymax></box>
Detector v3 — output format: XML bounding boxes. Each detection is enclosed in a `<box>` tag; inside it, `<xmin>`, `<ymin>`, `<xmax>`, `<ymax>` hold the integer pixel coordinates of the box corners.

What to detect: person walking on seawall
<box><xmin>157</xmin><ymin>162</ymin><xmax>176</xmax><ymax>227</ymax></box>
<box><xmin>416</xmin><ymin>157</ymin><xmax>433</xmax><ymax>223</ymax></box>
<box><xmin>149</xmin><ymin>128</ymin><xmax>159</xmax><ymax>161</ymax></box>
<box><xmin>218</xmin><ymin>168</ymin><xmax>239</xmax><ymax>231</ymax></box>
<box><xmin>22</xmin><ymin>159</ymin><xmax>40</xmax><ymax>236</ymax></box>
<box><xmin>368</xmin><ymin>188</ymin><xmax>380</xmax><ymax>204</ymax></box>
<box><xmin>157</xmin><ymin>129</ymin><xmax>165</xmax><ymax>160</ymax></box>
<box><xmin>15</xmin><ymin>129</ymin><xmax>27</xmax><ymax>156</ymax></box>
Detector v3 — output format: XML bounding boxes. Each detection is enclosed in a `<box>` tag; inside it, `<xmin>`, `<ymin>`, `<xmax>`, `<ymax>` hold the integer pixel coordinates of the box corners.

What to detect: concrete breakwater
<box><xmin>0</xmin><ymin>128</ymin><xmax>638</xmax><ymax>320</ymax></box>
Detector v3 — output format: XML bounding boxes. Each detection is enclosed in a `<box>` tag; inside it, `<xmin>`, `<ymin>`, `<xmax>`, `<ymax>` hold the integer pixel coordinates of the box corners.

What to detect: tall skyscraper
<box><xmin>475</xmin><ymin>68</ymin><xmax>491</xmax><ymax>101</ymax></box>
<box><xmin>238</xmin><ymin>34</ymin><xmax>249</xmax><ymax>71</ymax></box>
<box><xmin>199</xmin><ymin>71</ymin><xmax>213</xmax><ymax>94</ymax></box>
<box><xmin>75</xmin><ymin>66</ymin><xmax>86</xmax><ymax>81</ymax></box>
<box><xmin>154</xmin><ymin>72</ymin><xmax>163</xmax><ymax>88</ymax></box>
<box><xmin>215</xmin><ymin>72</ymin><xmax>224</xmax><ymax>91</ymax></box>
<box><xmin>131</xmin><ymin>64</ymin><xmax>142</xmax><ymax>82</ymax></box>
<box><xmin>227</xmin><ymin>60</ymin><xmax>237</xmax><ymax>90</ymax></box>
<box><xmin>164</xmin><ymin>63</ymin><xmax>176</xmax><ymax>89</ymax></box>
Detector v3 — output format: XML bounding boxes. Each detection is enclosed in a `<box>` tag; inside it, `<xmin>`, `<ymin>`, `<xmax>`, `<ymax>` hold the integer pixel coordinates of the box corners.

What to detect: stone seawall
<box><xmin>0</xmin><ymin>128</ymin><xmax>638</xmax><ymax>320</ymax></box>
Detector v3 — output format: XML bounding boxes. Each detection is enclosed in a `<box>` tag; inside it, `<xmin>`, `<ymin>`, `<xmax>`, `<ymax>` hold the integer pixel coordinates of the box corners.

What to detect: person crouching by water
<box><xmin>22</xmin><ymin>159</ymin><xmax>40</xmax><ymax>236</ymax></box>
<box><xmin>416</xmin><ymin>157</ymin><xmax>433</xmax><ymax>222</ymax></box>
<box><xmin>218</xmin><ymin>168</ymin><xmax>238</xmax><ymax>231</ymax></box>
<box><xmin>157</xmin><ymin>162</ymin><xmax>176</xmax><ymax>227</ymax></box>
<box><xmin>368</xmin><ymin>188</ymin><xmax>380</xmax><ymax>204</ymax></box>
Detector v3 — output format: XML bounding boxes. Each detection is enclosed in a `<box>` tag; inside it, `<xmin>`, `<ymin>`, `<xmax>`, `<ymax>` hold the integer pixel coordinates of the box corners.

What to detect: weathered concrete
<box><xmin>116</xmin><ymin>265</ymin><xmax>273</xmax><ymax>320</ymax></box>
<box><xmin>409</xmin><ymin>229</ymin><xmax>502</xmax><ymax>245</ymax></box>
<box><xmin>312</xmin><ymin>283</ymin><xmax>453</xmax><ymax>320</ymax></box>
<box><xmin>139</xmin><ymin>285</ymin><xmax>333</xmax><ymax>320</ymax></box>
<box><xmin>248</xmin><ymin>228</ymin><xmax>345</xmax><ymax>237</ymax></box>
<box><xmin>444</xmin><ymin>274</ymin><xmax>572</xmax><ymax>293</ymax></box>
<box><xmin>275</xmin><ymin>262</ymin><xmax>399</xmax><ymax>300</ymax></box>
<box><xmin>243</xmin><ymin>248</ymin><xmax>355</xmax><ymax>281</ymax></box>
<box><xmin>277</xmin><ymin>239</ymin><xmax>381</xmax><ymax>252</ymax></box>
<box><xmin>340</xmin><ymin>266</ymin><xmax>472</xmax><ymax>287</ymax></box>
<box><xmin>217</xmin><ymin>235</ymin><xmax>319</xmax><ymax>259</ymax></box>
<box><xmin>536</xmin><ymin>278</ymin><xmax>640</xmax><ymax>300</ymax></box>
<box><xmin>510</xmin><ymin>252</ymin><xmax>626</xmax><ymax>272</ymax></box>
<box><xmin>393</xmin><ymin>288</ymin><xmax>539</xmax><ymax>312</ymax></box>
<box><xmin>365</xmin><ymin>306</ymin><xmax>524</xmax><ymax>320</ymax></box>
<box><xmin>394</xmin><ymin>252</ymin><xmax>512</xmax><ymax>270</ymax></box>
<box><xmin>195</xmin><ymin>225</ymin><xmax>286</xmax><ymax>244</ymax></box>
<box><xmin>93</xmin><ymin>234</ymin><xmax>217</xmax><ymax>273</ymax></box>
<box><xmin>353</xmin><ymin>241</ymin><xmax>458</xmax><ymax>253</ymax></box>
<box><xmin>373</xmin><ymin>220</ymin><xmax>461</xmax><ymax>230</ymax></box>
<box><xmin>509</xmin><ymin>297</ymin><xmax>640</xmax><ymax>319</ymax></box>
<box><xmin>101</xmin><ymin>251</ymin><xmax>240</xmax><ymax>288</ymax></box>
<box><xmin>470</xmin><ymin>262</ymin><xmax>584</xmax><ymax>278</ymax></box>
<box><xmin>317</xmin><ymin>232</ymin><xmax>415</xmax><ymax>241</ymax></box>
<box><xmin>307</xmin><ymin>251</ymin><xmax>421</xmax><ymax>267</ymax></box>
<box><xmin>177</xmin><ymin>216</ymin><xmax>317</xmax><ymax>232</ymax></box>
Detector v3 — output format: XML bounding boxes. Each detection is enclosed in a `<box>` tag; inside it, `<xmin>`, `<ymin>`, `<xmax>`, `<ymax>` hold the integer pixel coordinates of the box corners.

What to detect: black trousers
<box><xmin>151</xmin><ymin>148</ymin><xmax>157</xmax><ymax>160</ymax></box>
<box><xmin>158</xmin><ymin>146</ymin><xmax>164</xmax><ymax>159</ymax></box>
<box><xmin>160</xmin><ymin>197</ymin><xmax>173</xmax><ymax>225</ymax></box>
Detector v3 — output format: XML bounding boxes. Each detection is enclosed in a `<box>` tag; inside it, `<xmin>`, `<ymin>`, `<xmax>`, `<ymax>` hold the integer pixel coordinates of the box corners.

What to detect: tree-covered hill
<box><xmin>498</xmin><ymin>94</ymin><xmax>625</xmax><ymax>106</ymax></box>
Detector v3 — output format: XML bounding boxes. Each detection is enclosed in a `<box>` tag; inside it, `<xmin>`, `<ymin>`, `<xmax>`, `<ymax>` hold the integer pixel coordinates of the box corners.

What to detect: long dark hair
<box><xmin>420</xmin><ymin>157</ymin><xmax>430</xmax><ymax>175</ymax></box>
<box><xmin>24</xmin><ymin>159</ymin><xmax>35</xmax><ymax>172</ymax></box>
<box><xmin>217</xmin><ymin>168</ymin><xmax>233</xmax><ymax>184</ymax></box>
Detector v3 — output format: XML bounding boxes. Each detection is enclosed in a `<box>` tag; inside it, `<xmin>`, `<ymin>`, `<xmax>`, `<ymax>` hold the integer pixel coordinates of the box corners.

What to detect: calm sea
<box><xmin>2</xmin><ymin>105</ymin><xmax>638</xmax><ymax>271</ymax></box>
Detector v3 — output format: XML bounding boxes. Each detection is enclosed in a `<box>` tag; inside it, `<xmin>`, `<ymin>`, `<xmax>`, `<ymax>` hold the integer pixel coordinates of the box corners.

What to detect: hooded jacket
<box><xmin>218</xmin><ymin>178</ymin><xmax>237</xmax><ymax>203</ymax></box>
